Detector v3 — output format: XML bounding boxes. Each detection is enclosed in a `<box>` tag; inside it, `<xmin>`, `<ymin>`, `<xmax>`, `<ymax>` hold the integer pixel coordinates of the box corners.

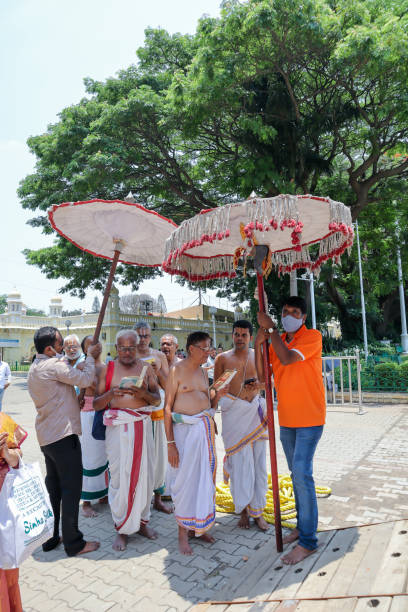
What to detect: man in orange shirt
<box><xmin>255</xmin><ymin>296</ymin><xmax>325</xmax><ymax>565</ymax></box>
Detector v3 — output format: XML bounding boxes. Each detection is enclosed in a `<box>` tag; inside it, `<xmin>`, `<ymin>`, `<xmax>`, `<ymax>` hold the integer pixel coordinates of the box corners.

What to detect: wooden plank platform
<box><xmin>192</xmin><ymin>597</ymin><xmax>408</xmax><ymax>611</ymax></box>
<box><xmin>192</xmin><ymin>520</ymin><xmax>408</xmax><ymax>611</ymax></box>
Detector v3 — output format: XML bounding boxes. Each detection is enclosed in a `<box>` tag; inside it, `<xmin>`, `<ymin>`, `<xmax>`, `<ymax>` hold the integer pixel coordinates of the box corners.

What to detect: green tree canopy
<box><xmin>18</xmin><ymin>0</ymin><xmax>408</xmax><ymax>340</ymax></box>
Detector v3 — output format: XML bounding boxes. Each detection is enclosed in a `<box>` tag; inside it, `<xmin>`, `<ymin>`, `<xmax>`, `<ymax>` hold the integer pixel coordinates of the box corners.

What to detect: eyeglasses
<box><xmin>193</xmin><ymin>345</ymin><xmax>211</xmax><ymax>352</ymax></box>
<box><xmin>117</xmin><ymin>346</ymin><xmax>138</xmax><ymax>352</ymax></box>
<box><xmin>138</xmin><ymin>334</ymin><xmax>151</xmax><ymax>339</ymax></box>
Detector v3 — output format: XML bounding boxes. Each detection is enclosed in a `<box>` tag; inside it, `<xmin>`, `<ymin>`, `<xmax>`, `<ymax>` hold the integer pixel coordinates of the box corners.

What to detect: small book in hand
<box><xmin>211</xmin><ymin>369</ymin><xmax>237</xmax><ymax>391</ymax></box>
<box><xmin>119</xmin><ymin>365</ymin><xmax>148</xmax><ymax>389</ymax></box>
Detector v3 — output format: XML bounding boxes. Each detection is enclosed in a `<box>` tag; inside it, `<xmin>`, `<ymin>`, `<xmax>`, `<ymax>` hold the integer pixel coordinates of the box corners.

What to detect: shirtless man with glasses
<box><xmin>164</xmin><ymin>331</ymin><xmax>229</xmax><ymax>554</ymax></box>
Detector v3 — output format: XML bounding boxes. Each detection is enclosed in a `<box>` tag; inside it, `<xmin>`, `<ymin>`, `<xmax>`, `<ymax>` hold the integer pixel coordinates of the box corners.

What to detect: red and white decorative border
<box><xmin>162</xmin><ymin>195</ymin><xmax>354</xmax><ymax>281</ymax></box>
<box><xmin>48</xmin><ymin>199</ymin><xmax>178</xmax><ymax>267</ymax></box>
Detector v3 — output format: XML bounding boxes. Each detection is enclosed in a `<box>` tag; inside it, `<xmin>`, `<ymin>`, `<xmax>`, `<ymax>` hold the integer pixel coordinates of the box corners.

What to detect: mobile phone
<box><xmin>244</xmin><ymin>377</ymin><xmax>256</xmax><ymax>385</ymax></box>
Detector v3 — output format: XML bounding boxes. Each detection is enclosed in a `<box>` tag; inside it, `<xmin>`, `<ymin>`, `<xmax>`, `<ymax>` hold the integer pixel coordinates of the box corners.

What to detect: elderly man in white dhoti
<box><xmin>214</xmin><ymin>320</ymin><xmax>269</xmax><ymax>531</ymax></box>
<box><xmin>164</xmin><ymin>331</ymin><xmax>229</xmax><ymax>555</ymax></box>
<box><xmin>93</xmin><ymin>329</ymin><xmax>161</xmax><ymax>551</ymax></box>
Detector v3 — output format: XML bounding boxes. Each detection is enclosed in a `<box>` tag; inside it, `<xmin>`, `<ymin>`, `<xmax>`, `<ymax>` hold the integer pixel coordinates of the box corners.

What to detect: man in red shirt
<box><xmin>255</xmin><ymin>296</ymin><xmax>325</xmax><ymax>565</ymax></box>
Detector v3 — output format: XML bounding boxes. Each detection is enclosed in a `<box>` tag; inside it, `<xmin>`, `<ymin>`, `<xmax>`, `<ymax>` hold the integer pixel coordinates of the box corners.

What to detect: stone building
<box><xmin>0</xmin><ymin>288</ymin><xmax>236</xmax><ymax>366</ymax></box>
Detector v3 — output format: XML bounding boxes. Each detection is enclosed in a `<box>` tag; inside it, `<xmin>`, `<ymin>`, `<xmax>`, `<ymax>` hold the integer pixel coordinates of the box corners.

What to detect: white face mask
<box><xmin>67</xmin><ymin>349</ymin><xmax>82</xmax><ymax>360</ymax></box>
<box><xmin>281</xmin><ymin>314</ymin><xmax>304</xmax><ymax>333</ymax></box>
<box><xmin>50</xmin><ymin>346</ymin><xmax>64</xmax><ymax>359</ymax></box>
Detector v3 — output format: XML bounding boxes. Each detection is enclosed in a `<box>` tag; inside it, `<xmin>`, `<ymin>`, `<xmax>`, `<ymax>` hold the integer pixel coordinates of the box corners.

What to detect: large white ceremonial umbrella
<box><xmin>49</xmin><ymin>197</ymin><xmax>177</xmax><ymax>342</ymax></box>
<box><xmin>163</xmin><ymin>193</ymin><xmax>354</xmax><ymax>552</ymax></box>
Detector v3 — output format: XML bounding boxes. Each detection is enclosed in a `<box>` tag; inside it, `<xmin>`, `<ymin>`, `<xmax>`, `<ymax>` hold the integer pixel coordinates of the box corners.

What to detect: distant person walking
<box><xmin>0</xmin><ymin>359</ymin><xmax>11</xmax><ymax>411</ymax></box>
<box><xmin>27</xmin><ymin>326</ymin><xmax>102</xmax><ymax>557</ymax></box>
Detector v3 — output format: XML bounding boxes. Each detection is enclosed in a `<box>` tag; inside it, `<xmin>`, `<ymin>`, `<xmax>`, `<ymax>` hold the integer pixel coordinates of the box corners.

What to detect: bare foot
<box><xmin>98</xmin><ymin>495</ymin><xmax>109</xmax><ymax>505</ymax></box>
<box><xmin>179</xmin><ymin>526</ymin><xmax>193</xmax><ymax>555</ymax></box>
<box><xmin>153</xmin><ymin>494</ymin><xmax>173</xmax><ymax>514</ymax></box>
<box><xmin>255</xmin><ymin>516</ymin><xmax>269</xmax><ymax>531</ymax></box>
<box><xmin>113</xmin><ymin>533</ymin><xmax>128</xmax><ymax>551</ymax></box>
<box><xmin>283</xmin><ymin>528</ymin><xmax>299</xmax><ymax>545</ymax></box>
<box><xmin>238</xmin><ymin>508</ymin><xmax>250</xmax><ymax>529</ymax></box>
<box><xmin>77</xmin><ymin>540</ymin><xmax>100</xmax><ymax>555</ymax></box>
<box><xmin>82</xmin><ymin>502</ymin><xmax>98</xmax><ymax>518</ymax></box>
<box><xmin>198</xmin><ymin>532</ymin><xmax>215</xmax><ymax>543</ymax></box>
<box><xmin>138</xmin><ymin>523</ymin><xmax>158</xmax><ymax>540</ymax></box>
<box><xmin>282</xmin><ymin>544</ymin><xmax>316</xmax><ymax>565</ymax></box>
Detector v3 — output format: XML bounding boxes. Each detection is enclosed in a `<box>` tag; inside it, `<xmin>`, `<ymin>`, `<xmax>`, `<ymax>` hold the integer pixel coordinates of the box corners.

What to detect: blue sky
<box><xmin>0</xmin><ymin>0</ymin><xmax>236</xmax><ymax>314</ymax></box>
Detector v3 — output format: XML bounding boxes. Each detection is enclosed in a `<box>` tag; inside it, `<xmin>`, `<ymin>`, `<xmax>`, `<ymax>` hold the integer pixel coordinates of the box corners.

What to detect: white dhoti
<box><xmin>220</xmin><ymin>394</ymin><xmax>268</xmax><ymax>518</ymax></box>
<box><xmin>80</xmin><ymin>396</ymin><xmax>109</xmax><ymax>501</ymax></box>
<box><xmin>169</xmin><ymin>410</ymin><xmax>216</xmax><ymax>535</ymax></box>
<box><xmin>104</xmin><ymin>407</ymin><xmax>154</xmax><ymax>535</ymax></box>
<box><xmin>151</xmin><ymin>389</ymin><xmax>167</xmax><ymax>495</ymax></box>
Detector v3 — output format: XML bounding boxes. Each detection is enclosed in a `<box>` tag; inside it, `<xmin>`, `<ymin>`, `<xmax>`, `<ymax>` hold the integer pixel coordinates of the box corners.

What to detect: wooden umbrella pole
<box><xmin>92</xmin><ymin>248</ymin><xmax>122</xmax><ymax>344</ymax></box>
<box><xmin>256</xmin><ymin>271</ymin><xmax>283</xmax><ymax>552</ymax></box>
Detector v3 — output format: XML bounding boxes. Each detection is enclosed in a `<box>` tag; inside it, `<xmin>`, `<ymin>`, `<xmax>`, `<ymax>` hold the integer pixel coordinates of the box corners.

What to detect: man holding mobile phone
<box><xmin>214</xmin><ymin>320</ymin><xmax>269</xmax><ymax>531</ymax></box>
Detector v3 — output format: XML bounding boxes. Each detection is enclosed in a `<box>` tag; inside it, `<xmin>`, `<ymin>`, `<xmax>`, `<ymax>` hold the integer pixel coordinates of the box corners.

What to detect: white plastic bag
<box><xmin>0</xmin><ymin>460</ymin><xmax>54</xmax><ymax>568</ymax></box>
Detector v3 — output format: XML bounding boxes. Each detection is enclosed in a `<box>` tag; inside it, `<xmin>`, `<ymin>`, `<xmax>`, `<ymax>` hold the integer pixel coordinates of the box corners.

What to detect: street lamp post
<box><xmin>65</xmin><ymin>319</ymin><xmax>72</xmax><ymax>336</ymax></box>
<box><xmin>309</xmin><ymin>272</ymin><xmax>316</xmax><ymax>329</ymax></box>
<box><xmin>299</xmin><ymin>273</ymin><xmax>316</xmax><ymax>329</ymax></box>
<box><xmin>290</xmin><ymin>270</ymin><xmax>298</xmax><ymax>296</ymax></box>
<box><xmin>355</xmin><ymin>221</ymin><xmax>368</xmax><ymax>361</ymax></box>
<box><xmin>397</xmin><ymin>243</ymin><xmax>408</xmax><ymax>353</ymax></box>
<box><xmin>209</xmin><ymin>306</ymin><xmax>217</xmax><ymax>347</ymax></box>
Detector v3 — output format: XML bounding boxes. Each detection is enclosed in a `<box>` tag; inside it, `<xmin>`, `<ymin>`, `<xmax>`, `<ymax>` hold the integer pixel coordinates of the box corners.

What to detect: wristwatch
<box><xmin>264</xmin><ymin>325</ymin><xmax>276</xmax><ymax>334</ymax></box>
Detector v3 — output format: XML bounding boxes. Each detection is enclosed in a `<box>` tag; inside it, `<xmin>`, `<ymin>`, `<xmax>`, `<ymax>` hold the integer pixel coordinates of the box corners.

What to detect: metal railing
<box><xmin>322</xmin><ymin>351</ymin><xmax>365</xmax><ymax>415</ymax></box>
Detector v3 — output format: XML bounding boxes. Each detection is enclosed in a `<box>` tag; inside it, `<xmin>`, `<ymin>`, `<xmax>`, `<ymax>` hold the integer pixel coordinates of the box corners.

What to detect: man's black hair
<box><xmin>186</xmin><ymin>331</ymin><xmax>211</xmax><ymax>350</ymax></box>
<box><xmin>282</xmin><ymin>296</ymin><xmax>307</xmax><ymax>315</ymax></box>
<box><xmin>34</xmin><ymin>326</ymin><xmax>60</xmax><ymax>354</ymax></box>
<box><xmin>232</xmin><ymin>319</ymin><xmax>253</xmax><ymax>336</ymax></box>
<box><xmin>81</xmin><ymin>334</ymin><xmax>93</xmax><ymax>353</ymax></box>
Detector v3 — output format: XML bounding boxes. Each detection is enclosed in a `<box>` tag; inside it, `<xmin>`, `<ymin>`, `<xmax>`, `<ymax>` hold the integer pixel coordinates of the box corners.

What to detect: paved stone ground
<box><xmin>2</xmin><ymin>375</ymin><xmax>408</xmax><ymax>611</ymax></box>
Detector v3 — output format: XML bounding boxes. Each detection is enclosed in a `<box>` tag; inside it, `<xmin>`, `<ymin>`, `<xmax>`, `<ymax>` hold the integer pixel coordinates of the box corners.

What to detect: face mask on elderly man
<box><xmin>64</xmin><ymin>343</ymin><xmax>82</xmax><ymax>361</ymax></box>
<box><xmin>281</xmin><ymin>314</ymin><xmax>304</xmax><ymax>333</ymax></box>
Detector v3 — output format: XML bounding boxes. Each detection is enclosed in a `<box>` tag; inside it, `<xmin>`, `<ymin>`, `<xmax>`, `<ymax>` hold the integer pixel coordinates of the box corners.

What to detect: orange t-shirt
<box><xmin>269</xmin><ymin>325</ymin><xmax>326</xmax><ymax>428</ymax></box>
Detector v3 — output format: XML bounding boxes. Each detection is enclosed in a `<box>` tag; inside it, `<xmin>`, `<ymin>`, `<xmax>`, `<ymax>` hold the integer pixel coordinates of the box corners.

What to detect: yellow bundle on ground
<box><xmin>216</xmin><ymin>474</ymin><xmax>331</xmax><ymax>529</ymax></box>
